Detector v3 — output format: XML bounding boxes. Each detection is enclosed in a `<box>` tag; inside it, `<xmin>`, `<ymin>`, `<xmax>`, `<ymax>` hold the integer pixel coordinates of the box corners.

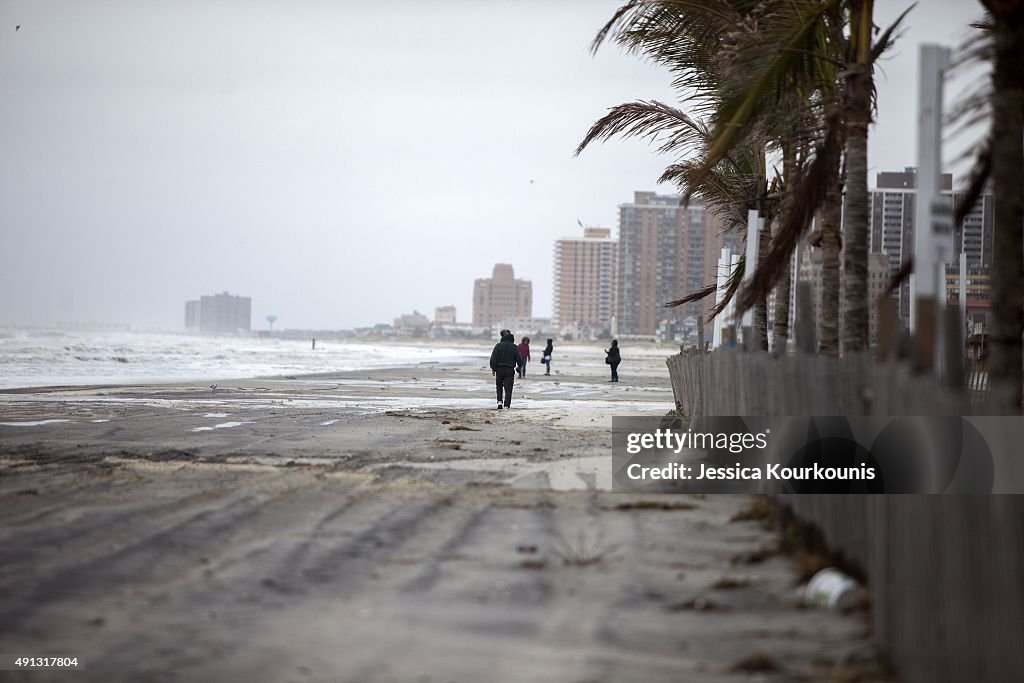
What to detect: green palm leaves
<box><xmin>578</xmin><ymin>0</ymin><xmax>914</xmax><ymax>355</ymax></box>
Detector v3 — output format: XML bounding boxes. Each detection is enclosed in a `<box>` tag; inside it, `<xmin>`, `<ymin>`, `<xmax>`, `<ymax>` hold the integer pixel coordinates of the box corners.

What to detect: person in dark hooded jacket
<box><xmin>605</xmin><ymin>339</ymin><xmax>621</xmax><ymax>382</ymax></box>
<box><xmin>541</xmin><ymin>339</ymin><xmax>553</xmax><ymax>375</ymax></box>
<box><xmin>489</xmin><ymin>332</ymin><xmax>523</xmax><ymax>409</ymax></box>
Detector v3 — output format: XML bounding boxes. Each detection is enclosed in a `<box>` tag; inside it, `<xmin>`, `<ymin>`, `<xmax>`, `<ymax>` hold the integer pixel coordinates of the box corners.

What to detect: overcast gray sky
<box><xmin>0</xmin><ymin>0</ymin><xmax>987</xmax><ymax>331</ymax></box>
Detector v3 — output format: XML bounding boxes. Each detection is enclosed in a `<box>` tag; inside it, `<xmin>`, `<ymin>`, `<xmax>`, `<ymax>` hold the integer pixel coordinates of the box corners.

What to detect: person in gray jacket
<box><xmin>489</xmin><ymin>332</ymin><xmax>523</xmax><ymax>409</ymax></box>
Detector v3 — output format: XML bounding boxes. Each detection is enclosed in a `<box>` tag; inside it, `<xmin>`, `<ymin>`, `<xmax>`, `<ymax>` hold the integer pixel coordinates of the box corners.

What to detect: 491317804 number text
<box><xmin>15</xmin><ymin>657</ymin><xmax>79</xmax><ymax>668</ymax></box>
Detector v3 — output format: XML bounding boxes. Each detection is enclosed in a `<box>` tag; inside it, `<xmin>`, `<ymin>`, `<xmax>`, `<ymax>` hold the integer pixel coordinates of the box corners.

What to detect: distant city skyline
<box><xmin>0</xmin><ymin>1</ymin><xmax>988</xmax><ymax>330</ymax></box>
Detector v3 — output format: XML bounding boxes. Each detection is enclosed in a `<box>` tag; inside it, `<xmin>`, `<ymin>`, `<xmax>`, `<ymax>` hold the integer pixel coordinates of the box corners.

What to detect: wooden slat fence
<box><xmin>665</xmin><ymin>349</ymin><xmax>1023</xmax><ymax>683</ymax></box>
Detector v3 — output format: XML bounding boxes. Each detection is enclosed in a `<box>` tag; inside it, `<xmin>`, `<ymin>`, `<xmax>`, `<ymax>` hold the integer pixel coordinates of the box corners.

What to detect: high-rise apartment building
<box><xmin>954</xmin><ymin>191</ymin><xmax>995</xmax><ymax>269</ymax></box>
<box><xmin>472</xmin><ymin>264</ymin><xmax>532</xmax><ymax>328</ymax></box>
<box><xmin>869</xmin><ymin>167</ymin><xmax>994</xmax><ymax>329</ymax></box>
<box><xmin>552</xmin><ymin>226</ymin><xmax>618</xmax><ymax>332</ymax></box>
<box><xmin>616</xmin><ymin>191</ymin><xmax>729</xmax><ymax>337</ymax></box>
<box><xmin>185</xmin><ymin>292</ymin><xmax>251</xmax><ymax>334</ymax></box>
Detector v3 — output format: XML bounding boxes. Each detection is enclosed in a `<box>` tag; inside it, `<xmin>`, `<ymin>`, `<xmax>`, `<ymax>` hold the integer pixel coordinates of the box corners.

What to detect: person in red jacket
<box><xmin>517</xmin><ymin>336</ymin><xmax>531</xmax><ymax>379</ymax></box>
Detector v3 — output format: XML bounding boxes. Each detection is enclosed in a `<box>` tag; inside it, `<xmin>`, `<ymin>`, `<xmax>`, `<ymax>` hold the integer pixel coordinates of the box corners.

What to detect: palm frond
<box><xmin>733</xmin><ymin>107</ymin><xmax>843</xmax><ymax>315</ymax></box>
<box><xmin>575</xmin><ymin>100</ymin><xmax>710</xmax><ymax>157</ymax></box>
<box><xmin>884</xmin><ymin>258</ymin><xmax>913</xmax><ymax>298</ymax></box>
<box><xmin>697</xmin><ymin>0</ymin><xmax>844</xmax><ymax>186</ymax></box>
<box><xmin>665</xmin><ymin>283</ymin><xmax>716</xmax><ymax>308</ymax></box>
<box><xmin>954</xmin><ymin>137</ymin><xmax>993</xmax><ymax>226</ymax></box>
<box><xmin>590</xmin><ymin>0</ymin><xmax>643</xmax><ymax>55</ymax></box>
<box><xmin>706</xmin><ymin>254</ymin><xmax>744</xmax><ymax>322</ymax></box>
<box><xmin>947</xmin><ymin>10</ymin><xmax>993</xmax><ymax>229</ymax></box>
<box><xmin>590</xmin><ymin>0</ymin><xmax>741</xmax><ymax>96</ymax></box>
<box><xmin>659</xmin><ymin>160</ymin><xmax>755</xmax><ymax>227</ymax></box>
<box><xmin>869</xmin><ymin>4</ymin><xmax>916</xmax><ymax>64</ymax></box>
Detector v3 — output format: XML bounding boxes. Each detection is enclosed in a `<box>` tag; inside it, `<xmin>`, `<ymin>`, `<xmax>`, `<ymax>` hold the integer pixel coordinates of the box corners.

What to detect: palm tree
<box><xmin>580</xmin><ymin>0</ymin><xmax>910</xmax><ymax>356</ymax></box>
<box><xmin>704</xmin><ymin>0</ymin><xmax>911</xmax><ymax>357</ymax></box>
<box><xmin>575</xmin><ymin>99</ymin><xmax>780</xmax><ymax>342</ymax></box>
<box><xmin>818</xmin><ymin>173</ymin><xmax>844</xmax><ymax>355</ymax></box>
<box><xmin>839</xmin><ymin>0</ymin><xmax>875</xmax><ymax>354</ymax></box>
<box><xmin>956</xmin><ymin>5</ymin><xmax>1024</xmax><ymax>412</ymax></box>
<box><xmin>694</xmin><ymin>0</ymin><xmax>847</xmax><ymax>353</ymax></box>
<box><xmin>982</xmin><ymin>3</ymin><xmax>1023</xmax><ymax>413</ymax></box>
<box><xmin>577</xmin><ymin>0</ymin><xmax>778</xmax><ymax>346</ymax></box>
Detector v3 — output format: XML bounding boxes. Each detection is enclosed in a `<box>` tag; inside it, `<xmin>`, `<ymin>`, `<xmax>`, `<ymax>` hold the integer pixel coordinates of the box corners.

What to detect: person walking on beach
<box><xmin>490</xmin><ymin>332</ymin><xmax>523</xmax><ymax>410</ymax></box>
<box><xmin>517</xmin><ymin>336</ymin><xmax>531</xmax><ymax>379</ymax></box>
<box><xmin>605</xmin><ymin>339</ymin><xmax>621</xmax><ymax>382</ymax></box>
<box><xmin>541</xmin><ymin>339</ymin><xmax>553</xmax><ymax>375</ymax></box>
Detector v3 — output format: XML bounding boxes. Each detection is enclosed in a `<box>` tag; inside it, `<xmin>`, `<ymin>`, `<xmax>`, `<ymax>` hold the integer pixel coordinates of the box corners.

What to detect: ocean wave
<box><xmin>0</xmin><ymin>329</ymin><xmax>484</xmax><ymax>389</ymax></box>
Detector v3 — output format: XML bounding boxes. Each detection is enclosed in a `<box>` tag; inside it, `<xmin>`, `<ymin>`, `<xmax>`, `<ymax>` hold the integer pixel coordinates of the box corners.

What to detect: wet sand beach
<box><xmin>0</xmin><ymin>344</ymin><xmax>884</xmax><ymax>682</ymax></box>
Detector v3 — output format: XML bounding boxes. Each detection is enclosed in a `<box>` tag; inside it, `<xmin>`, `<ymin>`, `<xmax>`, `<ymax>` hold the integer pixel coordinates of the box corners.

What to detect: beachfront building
<box><xmin>393</xmin><ymin>310</ymin><xmax>431</xmax><ymax>337</ymax></box>
<box><xmin>617</xmin><ymin>192</ymin><xmax>681</xmax><ymax>337</ymax></box>
<box><xmin>868</xmin><ymin>167</ymin><xmax>994</xmax><ymax>330</ymax></box>
<box><xmin>472</xmin><ymin>264</ymin><xmax>532</xmax><ymax>328</ymax></box>
<box><xmin>434</xmin><ymin>305</ymin><xmax>457</xmax><ymax>325</ymax></box>
<box><xmin>552</xmin><ymin>226</ymin><xmax>617</xmax><ymax>335</ymax></box>
<box><xmin>869</xmin><ymin>168</ymin><xmax>951</xmax><ymax>329</ymax></box>
<box><xmin>493</xmin><ymin>317</ymin><xmax>555</xmax><ymax>340</ymax></box>
<box><xmin>954</xmin><ymin>188</ymin><xmax>995</xmax><ymax>269</ymax></box>
<box><xmin>616</xmin><ymin>191</ymin><xmax>730</xmax><ymax>339</ymax></box>
<box><xmin>429</xmin><ymin>322</ymin><xmax>477</xmax><ymax>339</ymax></box>
<box><xmin>185</xmin><ymin>292</ymin><xmax>251</xmax><ymax>334</ymax></box>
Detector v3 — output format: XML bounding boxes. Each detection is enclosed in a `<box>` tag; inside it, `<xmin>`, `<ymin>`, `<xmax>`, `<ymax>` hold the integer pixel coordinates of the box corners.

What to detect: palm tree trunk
<box><xmin>987</xmin><ymin>6</ymin><xmax>1024</xmax><ymax>412</ymax></box>
<box><xmin>841</xmin><ymin>64</ymin><xmax>871</xmax><ymax>354</ymax></box>
<box><xmin>754</xmin><ymin>227</ymin><xmax>770</xmax><ymax>351</ymax></box>
<box><xmin>819</xmin><ymin>179</ymin><xmax>842</xmax><ymax>356</ymax></box>
<box><xmin>841</xmin><ymin>0</ymin><xmax>873</xmax><ymax>355</ymax></box>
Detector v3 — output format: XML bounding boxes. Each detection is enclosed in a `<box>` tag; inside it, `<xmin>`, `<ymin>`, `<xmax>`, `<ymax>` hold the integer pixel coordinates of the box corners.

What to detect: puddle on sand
<box><xmin>190</xmin><ymin>421</ymin><xmax>254</xmax><ymax>433</ymax></box>
<box><xmin>0</xmin><ymin>419</ymin><xmax>73</xmax><ymax>427</ymax></box>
